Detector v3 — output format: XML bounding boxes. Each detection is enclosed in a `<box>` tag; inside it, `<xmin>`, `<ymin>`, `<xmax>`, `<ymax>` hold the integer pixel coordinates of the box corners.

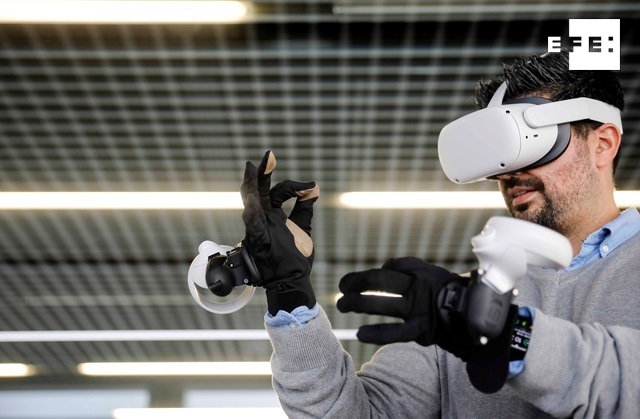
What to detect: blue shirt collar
<box><xmin>565</xmin><ymin>207</ymin><xmax>640</xmax><ymax>271</ymax></box>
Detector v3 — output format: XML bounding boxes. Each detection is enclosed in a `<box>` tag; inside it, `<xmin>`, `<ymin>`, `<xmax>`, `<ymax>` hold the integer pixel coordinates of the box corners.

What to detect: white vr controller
<box><xmin>187</xmin><ymin>240</ymin><xmax>256</xmax><ymax>314</ymax></box>
<box><xmin>440</xmin><ymin>216</ymin><xmax>572</xmax><ymax>342</ymax></box>
<box><xmin>187</xmin><ymin>216</ymin><xmax>572</xmax><ymax>316</ymax></box>
<box><xmin>471</xmin><ymin>216</ymin><xmax>572</xmax><ymax>294</ymax></box>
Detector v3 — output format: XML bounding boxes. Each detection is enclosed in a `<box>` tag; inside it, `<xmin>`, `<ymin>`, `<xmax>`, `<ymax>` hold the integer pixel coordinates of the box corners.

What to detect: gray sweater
<box><xmin>266</xmin><ymin>231</ymin><xmax>640</xmax><ymax>418</ymax></box>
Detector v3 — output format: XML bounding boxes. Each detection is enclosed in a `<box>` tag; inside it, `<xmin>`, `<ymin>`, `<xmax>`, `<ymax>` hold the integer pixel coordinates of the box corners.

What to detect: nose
<box><xmin>494</xmin><ymin>173</ymin><xmax>513</xmax><ymax>181</ymax></box>
<box><xmin>494</xmin><ymin>171</ymin><xmax>524</xmax><ymax>181</ymax></box>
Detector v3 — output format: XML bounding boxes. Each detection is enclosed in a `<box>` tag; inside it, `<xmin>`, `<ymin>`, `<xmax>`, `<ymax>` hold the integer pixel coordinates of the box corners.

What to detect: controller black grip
<box><xmin>205</xmin><ymin>255</ymin><xmax>236</xmax><ymax>297</ymax></box>
<box><xmin>466</xmin><ymin>280</ymin><xmax>513</xmax><ymax>340</ymax></box>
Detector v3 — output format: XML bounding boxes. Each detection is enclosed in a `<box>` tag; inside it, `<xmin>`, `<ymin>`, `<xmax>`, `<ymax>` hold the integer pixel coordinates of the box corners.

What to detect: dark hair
<box><xmin>474</xmin><ymin>51</ymin><xmax>625</xmax><ymax>174</ymax></box>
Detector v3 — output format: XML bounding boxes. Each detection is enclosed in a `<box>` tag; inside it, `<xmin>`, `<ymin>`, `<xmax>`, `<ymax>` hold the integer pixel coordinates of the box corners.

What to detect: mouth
<box><xmin>510</xmin><ymin>187</ymin><xmax>538</xmax><ymax>207</ymax></box>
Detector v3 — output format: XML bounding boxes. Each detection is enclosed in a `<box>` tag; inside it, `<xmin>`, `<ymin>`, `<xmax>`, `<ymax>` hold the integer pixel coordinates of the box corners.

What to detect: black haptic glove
<box><xmin>337</xmin><ymin>257</ymin><xmax>474</xmax><ymax>351</ymax></box>
<box><xmin>240</xmin><ymin>150</ymin><xmax>319</xmax><ymax>316</ymax></box>
<box><xmin>337</xmin><ymin>257</ymin><xmax>518</xmax><ymax>394</ymax></box>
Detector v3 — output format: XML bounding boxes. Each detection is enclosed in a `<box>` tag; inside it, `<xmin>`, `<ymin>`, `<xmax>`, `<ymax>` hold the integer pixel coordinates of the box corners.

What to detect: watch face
<box><xmin>510</xmin><ymin>316</ymin><xmax>532</xmax><ymax>361</ymax></box>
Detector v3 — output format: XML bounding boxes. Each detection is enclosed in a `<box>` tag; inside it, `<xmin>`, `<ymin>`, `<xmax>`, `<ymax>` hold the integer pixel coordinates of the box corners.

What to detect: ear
<box><xmin>593</xmin><ymin>123</ymin><xmax>621</xmax><ymax>171</ymax></box>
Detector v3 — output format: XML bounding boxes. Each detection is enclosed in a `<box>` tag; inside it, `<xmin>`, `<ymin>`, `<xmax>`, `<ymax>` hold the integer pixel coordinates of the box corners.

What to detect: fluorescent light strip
<box><xmin>0</xmin><ymin>329</ymin><xmax>358</xmax><ymax>342</ymax></box>
<box><xmin>113</xmin><ymin>407</ymin><xmax>287</xmax><ymax>419</ymax></box>
<box><xmin>0</xmin><ymin>363</ymin><xmax>37</xmax><ymax>377</ymax></box>
<box><xmin>333</xmin><ymin>4</ymin><xmax>639</xmax><ymax>15</ymax></box>
<box><xmin>339</xmin><ymin>191</ymin><xmax>640</xmax><ymax>209</ymax></box>
<box><xmin>78</xmin><ymin>362</ymin><xmax>271</xmax><ymax>376</ymax></box>
<box><xmin>339</xmin><ymin>191</ymin><xmax>505</xmax><ymax>209</ymax></box>
<box><xmin>0</xmin><ymin>192</ymin><xmax>242</xmax><ymax>210</ymax></box>
<box><xmin>3</xmin><ymin>191</ymin><xmax>638</xmax><ymax>210</ymax></box>
<box><xmin>0</xmin><ymin>1</ymin><xmax>250</xmax><ymax>24</ymax></box>
<box><xmin>613</xmin><ymin>190</ymin><xmax>640</xmax><ymax>208</ymax></box>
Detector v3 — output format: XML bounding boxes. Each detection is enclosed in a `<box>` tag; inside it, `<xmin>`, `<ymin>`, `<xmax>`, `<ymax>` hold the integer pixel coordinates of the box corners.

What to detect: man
<box><xmin>239</xmin><ymin>51</ymin><xmax>640</xmax><ymax>417</ymax></box>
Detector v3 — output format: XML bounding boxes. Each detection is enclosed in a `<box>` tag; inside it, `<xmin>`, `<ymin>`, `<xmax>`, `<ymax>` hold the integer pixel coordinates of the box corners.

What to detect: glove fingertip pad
<box><xmin>262</xmin><ymin>151</ymin><xmax>277</xmax><ymax>175</ymax></box>
<box><xmin>285</xmin><ymin>219</ymin><xmax>314</xmax><ymax>257</ymax></box>
<box><xmin>297</xmin><ymin>184</ymin><xmax>320</xmax><ymax>202</ymax></box>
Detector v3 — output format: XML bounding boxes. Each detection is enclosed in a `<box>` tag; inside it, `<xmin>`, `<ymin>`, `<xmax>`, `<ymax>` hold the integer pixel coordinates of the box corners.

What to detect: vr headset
<box><xmin>438</xmin><ymin>81</ymin><xmax>623</xmax><ymax>184</ymax></box>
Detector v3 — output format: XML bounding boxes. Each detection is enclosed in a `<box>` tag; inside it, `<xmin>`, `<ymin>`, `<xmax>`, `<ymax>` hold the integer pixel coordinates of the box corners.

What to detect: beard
<box><xmin>500</xmin><ymin>176</ymin><xmax>570</xmax><ymax>234</ymax></box>
<box><xmin>513</xmin><ymin>193</ymin><xmax>561</xmax><ymax>231</ymax></box>
<box><xmin>499</xmin><ymin>138</ymin><xmax>600</xmax><ymax>237</ymax></box>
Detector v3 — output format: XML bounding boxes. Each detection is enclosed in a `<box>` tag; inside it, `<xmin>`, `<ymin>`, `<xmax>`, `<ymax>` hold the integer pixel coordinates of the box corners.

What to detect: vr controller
<box><xmin>187</xmin><ymin>241</ymin><xmax>261</xmax><ymax>314</ymax></box>
<box><xmin>439</xmin><ymin>216</ymin><xmax>572</xmax><ymax>343</ymax></box>
<box><xmin>205</xmin><ymin>244</ymin><xmax>262</xmax><ymax>297</ymax></box>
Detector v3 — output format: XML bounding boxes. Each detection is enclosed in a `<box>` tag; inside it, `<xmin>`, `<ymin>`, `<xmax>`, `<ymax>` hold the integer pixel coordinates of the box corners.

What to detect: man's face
<box><xmin>497</xmin><ymin>132</ymin><xmax>598</xmax><ymax>235</ymax></box>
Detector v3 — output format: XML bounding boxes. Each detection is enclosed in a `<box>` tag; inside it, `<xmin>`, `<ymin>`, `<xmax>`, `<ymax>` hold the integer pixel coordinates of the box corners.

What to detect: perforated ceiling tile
<box><xmin>1</xmin><ymin>1</ymin><xmax>639</xmax><ymax>390</ymax></box>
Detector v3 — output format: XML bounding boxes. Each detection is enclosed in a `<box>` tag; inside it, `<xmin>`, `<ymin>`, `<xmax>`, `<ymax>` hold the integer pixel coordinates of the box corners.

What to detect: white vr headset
<box><xmin>438</xmin><ymin>82</ymin><xmax>623</xmax><ymax>184</ymax></box>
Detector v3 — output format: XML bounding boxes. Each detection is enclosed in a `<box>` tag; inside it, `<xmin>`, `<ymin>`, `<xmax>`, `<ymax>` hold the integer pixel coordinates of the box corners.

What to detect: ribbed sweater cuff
<box><xmin>509</xmin><ymin>309</ymin><xmax>579</xmax><ymax>408</ymax></box>
<box><xmin>265</xmin><ymin>305</ymin><xmax>342</xmax><ymax>372</ymax></box>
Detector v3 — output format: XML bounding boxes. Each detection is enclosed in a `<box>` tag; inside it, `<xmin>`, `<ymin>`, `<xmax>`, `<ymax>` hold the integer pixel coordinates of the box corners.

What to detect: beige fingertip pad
<box><xmin>285</xmin><ymin>219</ymin><xmax>314</xmax><ymax>257</ymax></box>
<box><xmin>296</xmin><ymin>184</ymin><xmax>320</xmax><ymax>201</ymax></box>
<box><xmin>264</xmin><ymin>151</ymin><xmax>277</xmax><ymax>175</ymax></box>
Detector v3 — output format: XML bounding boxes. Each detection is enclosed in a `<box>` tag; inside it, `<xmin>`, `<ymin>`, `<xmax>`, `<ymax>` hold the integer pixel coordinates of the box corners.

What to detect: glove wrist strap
<box><xmin>265</xmin><ymin>278</ymin><xmax>316</xmax><ymax>316</ymax></box>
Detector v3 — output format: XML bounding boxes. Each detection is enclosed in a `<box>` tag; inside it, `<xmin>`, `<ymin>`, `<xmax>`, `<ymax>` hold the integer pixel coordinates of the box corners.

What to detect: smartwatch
<box><xmin>510</xmin><ymin>313</ymin><xmax>532</xmax><ymax>361</ymax></box>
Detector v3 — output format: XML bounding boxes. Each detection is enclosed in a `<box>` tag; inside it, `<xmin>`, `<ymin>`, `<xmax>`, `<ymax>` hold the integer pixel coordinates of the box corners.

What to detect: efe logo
<box><xmin>547</xmin><ymin>19</ymin><xmax>620</xmax><ymax>70</ymax></box>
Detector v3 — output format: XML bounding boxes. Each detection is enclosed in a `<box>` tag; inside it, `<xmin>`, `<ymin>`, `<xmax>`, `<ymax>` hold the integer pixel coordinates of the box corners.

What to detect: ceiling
<box><xmin>1</xmin><ymin>0</ymin><xmax>640</xmax><ymax>410</ymax></box>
